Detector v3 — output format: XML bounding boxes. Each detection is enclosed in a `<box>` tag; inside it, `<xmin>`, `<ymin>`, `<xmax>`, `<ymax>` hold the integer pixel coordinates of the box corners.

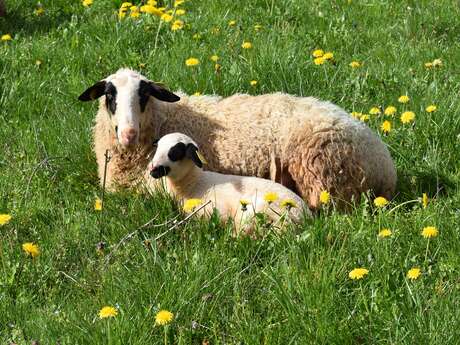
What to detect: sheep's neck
<box><xmin>166</xmin><ymin>167</ymin><xmax>201</xmax><ymax>200</ymax></box>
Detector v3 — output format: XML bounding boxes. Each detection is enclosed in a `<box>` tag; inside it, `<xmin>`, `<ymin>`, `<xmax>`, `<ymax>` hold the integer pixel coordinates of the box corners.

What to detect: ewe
<box><xmin>146</xmin><ymin>133</ymin><xmax>309</xmax><ymax>235</ymax></box>
<box><xmin>79</xmin><ymin>68</ymin><xmax>396</xmax><ymax>209</ymax></box>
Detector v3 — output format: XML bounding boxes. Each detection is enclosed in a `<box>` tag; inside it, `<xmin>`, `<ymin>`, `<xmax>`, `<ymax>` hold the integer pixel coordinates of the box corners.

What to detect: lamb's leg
<box><xmin>0</xmin><ymin>0</ymin><xmax>6</xmax><ymax>17</ymax></box>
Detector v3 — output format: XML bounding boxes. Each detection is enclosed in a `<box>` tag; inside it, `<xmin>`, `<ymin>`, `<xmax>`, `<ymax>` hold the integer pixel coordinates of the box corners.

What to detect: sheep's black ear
<box><xmin>168</xmin><ymin>142</ymin><xmax>186</xmax><ymax>162</ymax></box>
<box><xmin>140</xmin><ymin>80</ymin><xmax>180</xmax><ymax>103</ymax></box>
<box><xmin>78</xmin><ymin>80</ymin><xmax>107</xmax><ymax>101</ymax></box>
<box><xmin>186</xmin><ymin>143</ymin><xmax>204</xmax><ymax>168</ymax></box>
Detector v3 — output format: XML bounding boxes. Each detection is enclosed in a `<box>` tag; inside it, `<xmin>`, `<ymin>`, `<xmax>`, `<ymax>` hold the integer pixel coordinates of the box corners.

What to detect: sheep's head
<box><xmin>148</xmin><ymin>133</ymin><xmax>204</xmax><ymax>181</ymax></box>
<box><xmin>78</xmin><ymin>68</ymin><xmax>180</xmax><ymax>148</ymax></box>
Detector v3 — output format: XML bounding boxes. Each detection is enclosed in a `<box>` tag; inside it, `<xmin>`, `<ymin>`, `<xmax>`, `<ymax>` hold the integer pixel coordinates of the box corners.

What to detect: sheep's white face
<box><xmin>78</xmin><ymin>68</ymin><xmax>180</xmax><ymax>149</ymax></box>
<box><xmin>148</xmin><ymin>133</ymin><xmax>203</xmax><ymax>181</ymax></box>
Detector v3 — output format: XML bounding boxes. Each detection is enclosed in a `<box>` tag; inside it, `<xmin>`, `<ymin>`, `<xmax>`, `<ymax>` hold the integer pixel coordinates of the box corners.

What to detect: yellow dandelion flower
<box><xmin>348</xmin><ymin>268</ymin><xmax>369</xmax><ymax>280</ymax></box>
<box><xmin>34</xmin><ymin>7</ymin><xmax>45</xmax><ymax>16</ymax></box>
<box><xmin>174</xmin><ymin>0</ymin><xmax>184</xmax><ymax>7</ymax></box>
<box><xmin>210</xmin><ymin>55</ymin><xmax>219</xmax><ymax>62</ymax></box>
<box><xmin>99</xmin><ymin>306</ymin><xmax>118</xmax><ymax>319</ymax></box>
<box><xmin>175</xmin><ymin>9</ymin><xmax>186</xmax><ymax>15</ymax></box>
<box><xmin>241</xmin><ymin>41</ymin><xmax>252</xmax><ymax>49</ymax></box>
<box><xmin>171</xmin><ymin>19</ymin><xmax>184</xmax><ymax>31</ymax></box>
<box><xmin>161</xmin><ymin>13</ymin><xmax>173</xmax><ymax>22</ymax></box>
<box><xmin>432</xmin><ymin>58</ymin><xmax>442</xmax><ymax>67</ymax></box>
<box><xmin>240</xmin><ymin>199</ymin><xmax>250</xmax><ymax>207</ymax></box>
<box><xmin>378</xmin><ymin>228</ymin><xmax>392</xmax><ymax>238</ymax></box>
<box><xmin>228</xmin><ymin>20</ymin><xmax>236</xmax><ymax>27</ymax></box>
<box><xmin>350</xmin><ymin>111</ymin><xmax>362</xmax><ymax>119</ymax></box>
<box><xmin>422</xmin><ymin>226</ymin><xmax>438</xmax><ymax>238</ymax></box>
<box><xmin>250</xmin><ymin>80</ymin><xmax>258</xmax><ymax>86</ymax></box>
<box><xmin>314</xmin><ymin>57</ymin><xmax>326</xmax><ymax>65</ymax></box>
<box><xmin>183</xmin><ymin>199</ymin><xmax>203</xmax><ymax>213</ymax></box>
<box><xmin>398</xmin><ymin>95</ymin><xmax>410</xmax><ymax>103</ymax></box>
<box><xmin>425</xmin><ymin>105</ymin><xmax>437</xmax><ymax>113</ymax></box>
<box><xmin>1</xmin><ymin>34</ymin><xmax>12</xmax><ymax>42</ymax></box>
<box><xmin>280</xmin><ymin>199</ymin><xmax>297</xmax><ymax>209</ymax></box>
<box><xmin>373</xmin><ymin>196</ymin><xmax>389</xmax><ymax>207</ymax></box>
<box><xmin>140</xmin><ymin>5</ymin><xmax>163</xmax><ymax>16</ymax></box>
<box><xmin>422</xmin><ymin>193</ymin><xmax>428</xmax><ymax>208</ymax></box>
<box><xmin>193</xmin><ymin>91</ymin><xmax>201</xmax><ymax>96</ymax></box>
<box><xmin>312</xmin><ymin>49</ymin><xmax>324</xmax><ymax>58</ymax></box>
<box><xmin>82</xmin><ymin>0</ymin><xmax>93</xmax><ymax>7</ymax></box>
<box><xmin>155</xmin><ymin>310</ymin><xmax>174</xmax><ymax>325</ymax></box>
<box><xmin>369</xmin><ymin>107</ymin><xmax>381</xmax><ymax>115</ymax></box>
<box><xmin>319</xmin><ymin>190</ymin><xmax>330</xmax><ymax>204</ymax></box>
<box><xmin>323</xmin><ymin>52</ymin><xmax>333</xmax><ymax>60</ymax></box>
<box><xmin>380</xmin><ymin>120</ymin><xmax>391</xmax><ymax>134</ymax></box>
<box><xmin>185</xmin><ymin>57</ymin><xmax>200</xmax><ymax>67</ymax></box>
<box><xmin>120</xmin><ymin>2</ymin><xmax>133</xmax><ymax>8</ymax></box>
<box><xmin>400</xmin><ymin>111</ymin><xmax>415</xmax><ymax>124</ymax></box>
<box><xmin>130</xmin><ymin>6</ymin><xmax>140</xmax><ymax>18</ymax></box>
<box><xmin>424</xmin><ymin>62</ymin><xmax>433</xmax><ymax>68</ymax></box>
<box><xmin>360</xmin><ymin>114</ymin><xmax>370</xmax><ymax>122</ymax></box>
<box><xmin>22</xmin><ymin>242</ymin><xmax>40</xmax><ymax>258</ymax></box>
<box><xmin>0</xmin><ymin>214</ymin><xmax>12</xmax><ymax>225</ymax></box>
<box><xmin>147</xmin><ymin>0</ymin><xmax>157</xmax><ymax>6</ymax></box>
<box><xmin>254</xmin><ymin>24</ymin><xmax>263</xmax><ymax>31</ymax></box>
<box><xmin>384</xmin><ymin>106</ymin><xmax>397</xmax><ymax>116</ymax></box>
<box><xmin>263</xmin><ymin>192</ymin><xmax>278</xmax><ymax>204</ymax></box>
<box><xmin>214</xmin><ymin>63</ymin><xmax>221</xmax><ymax>72</ymax></box>
<box><xmin>407</xmin><ymin>268</ymin><xmax>421</xmax><ymax>280</ymax></box>
<box><xmin>349</xmin><ymin>61</ymin><xmax>361</xmax><ymax>68</ymax></box>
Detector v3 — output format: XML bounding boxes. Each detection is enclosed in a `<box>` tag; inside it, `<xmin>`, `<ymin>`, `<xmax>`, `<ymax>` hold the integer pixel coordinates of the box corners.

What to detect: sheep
<box><xmin>146</xmin><ymin>132</ymin><xmax>309</xmax><ymax>235</ymax></box>
<box><xmin>78</xmin><ymin>68</ymin><xmax>396</xmax><ymax>209</ymax></box>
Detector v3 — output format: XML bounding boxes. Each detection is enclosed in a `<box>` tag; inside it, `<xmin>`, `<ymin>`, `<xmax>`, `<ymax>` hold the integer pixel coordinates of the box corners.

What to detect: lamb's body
<box><xmin>91</xmin><ymin>69</ymin><xmax>396</xmax><ymax>208</ymax></box>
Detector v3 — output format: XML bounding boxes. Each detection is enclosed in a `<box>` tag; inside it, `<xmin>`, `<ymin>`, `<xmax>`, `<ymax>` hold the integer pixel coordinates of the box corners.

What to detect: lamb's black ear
<box><xmin>140</xmin><ymin>80</ymin><xmax>180</xmax><ymax>103</ymax></box>
<box><xmin>186</xmin><ymin>143</ymin><xmax>203</xmax><ymax>168</ymax></box>
<box><xmin>78</xmin><ymin>80</ymin><xmax>107</xmax><ymax>101</ymax></box>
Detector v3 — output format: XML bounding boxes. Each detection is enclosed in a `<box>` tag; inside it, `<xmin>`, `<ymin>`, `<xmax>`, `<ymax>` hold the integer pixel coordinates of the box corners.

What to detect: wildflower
<box><xmin>280</xmin><ymin>199</ymin><xmax>297</xmax><ymax>210</ymax></box>
<box><xmin>120</xmin><ymin>2</ymin><xmax>133</xmax><ymax>8</ymax></box>
<box><xmin>422</xmin><ymin>193</ymin><xmax>428</xmax><ymax>208</ymax></box>
<box><xmin>398</xmin><ymin>95</ymin><xmax>410</xmax><ymax>103</ymax></box>
<box><xmin>99</xmin><ymin>306</ymin><xmax>118</xmax><ymax>319</ymax></box>
<box><xmin>424</xmin><ymin>62</ymin><xmax>433</xmax><ymax>68</ymax></box>
<box><xmin>422</xmin><ymin>226</ymin><xmax>438</xmax><ymax>238</ymax></box>
<box><xmin>240</xmin><ymin>199</ymin><xmax>250</xmax><ymax>211</ymax></box>
<box><xmin>175</xmin><ymin>9</ymin><xmax>186</xmax><ymax>15</ymax></box>
<box><xmin>369</xmin><ymin>107</ymin><xmax>381</xmax><ymax>115</ymax></box>
<box><xmin>94</xmin><ymin>197</ymin><xmax>103</xmax><ymax>211</ymax></box>
<box><xmin>147</xmin><ymin>0</ymin><xmax>157</xmax><ymax>5</ymax></box>
<box><xmin>250</xmin><ymin>80</ymin><xmax>258</xmax><ymax>86</ymax></box>
<box><xmin>254</xmin><ymin>24</ymin><xmax>263</xmax><ymax>31</ymax></box>
<box><xmin>210</xmin><ymin>55</ymin><xmax>219</xmax><ymax>62</ymax></box>
<box><xmin>155</xmin><ymin>310</ymin><xmax>174</xmax><ymax>325</ymax></box>
<box><xmin>22</xmin><ymin>242</ymin><xmax>40</xmax><ymax>258</ymax></box>
<box><xmin>425</xmin><ymin>105</ymin><xmax>437</xmax><ymax>113</ymax></box>
<box><xmin>360</xmin><ymin>114</ymin><xmax>370</xmax><ymax>122</ymax></box>
<box><xmin>140</xmin><ymin>5</ymin><xmax>163</xmax><ymax>16</ymax></box>
<box><xmin>319</xmin><ymin>190</ymin><xmax>330</xmax><ymax>204</ymax></box>
<box><xmin>118</xmin><ymin>7</ymin><xmax>128</xmax><ymax>19</ymax></box>
<box><xmin>1</xmin><ymin>34</ymin><xmax>12</xmax><ymax>42</ymax></box>
<box><xmin>350</xmin><ymin>111</ymin><xmax>362</xmax><ymax>119</ymax></box>
<box><xmin>228</xmin><ymin>20</ymin><xmax>236</xmax><ymax>27</ymax></box>
<box><xmin>193</xmin><ymin>91</ymin><xmax>201</xmax><ymax>96</ymax></box>
<box><xmin>192</xmin><ymin>33</ymin><xmax>201</xmax><ymax>40</ymax></box>
<box><xmin>378</xmin><ymin>228</ymin><xmax>392</xmax><ymax>238</ymax></box>
<box><xmin>432</xmin><ymin>58</ymin><xmax>442</xmax><ymax>67</ymax></box>
<box><xmin>174</xmin><ymin>0</ymin><xmax>184</xmax><ymax>7</ymax></box>
<box><xmin>314</xmin><ymin>57</ymin><xmax>326</xmax><ymax>65</ymax></box>
<box><xmin>384</xmin><ymin>106</ymin><xmax>397</xmax><ymax>116</ymax></box>
<box><xmin>323</xmin><ymin>52</ymin><xmax>333</xmax><ymax>60</ymax></box>
<box><xmin>130</xmin><ymin>6</ymin><xmax>140</xmax><ymax>18</ymax></box>
<box><xmin>161</xmin><ymin>13</ymin><xmax>173</xmax><ymax>22</ymax></box>
<box><xmin>183</xmin><ymin>199</ymin><xmax>203</xmax><ymax>213</ymax></box>
<box><xmin>407</xmin><ymin>268</ymin><xmax>421</xmax><ymax>280</ymax></box>
<box><xmin>263</xmin><ymin>192</ymin><xmax>278</xmax><ymax>204</ymax></box>
<box><xmin>185</xmin><ymin>57</ymin><xmax>200</xmax><ymax>67</ymax></box>
<box><xmin>380</xmin><ymin>120</ymin><xmax>391</xmax><ymax>134</ymax></box>
<box><xmin>34</xmin><ymin>5</ymin><xmax>45</xmax><ymax>16</ymax></box>
<box><xmin>171</xmin><ymin>20</ymin><xmax>184</xmax><ymax>31</ymax></box>
<box><xmin>312</xmin><ymin>49</ymin><xmax>324</xmax><ymax>57</ymax></box>
<box><xmin>373</xmin><ymin>196</ymin><xmax>388</xmax><ymax>207</ymax></box>
<box><xmin>241</xmin><ymin>41</ymin><xmax>252</xmax><ymax>49</ymax></box>
<box><xmin>214</xmin><ymin>63</ymin><xmax>221</xmax><ymax>72</ymax></box>
<box><xmin>0</xmin><ymin>214</ymin><xmax>12</xmax><ymax>225</ymax></box>
<box><xmin>400</xmin><ymin>111</ymin><xmax>415</xmax><ymax>124</ymax></box>
<box><xmin>348</xmin><ymin>268</ymin><xmax>369</xmax><ymax>280</ymax></box>
<box><xmin>349</xmin><ymin>61</ymin><xmax>361</xmax><ymax>68</ymax></box>
<box><xmin>82</xmin><ymin>0</ymin><xmax>93</xmax><ymax>7</ymax></box>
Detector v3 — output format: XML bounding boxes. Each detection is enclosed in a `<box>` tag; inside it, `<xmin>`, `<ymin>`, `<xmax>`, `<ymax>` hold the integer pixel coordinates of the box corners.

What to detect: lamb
<box><xmin>78</xmin><ymin>68</ymin><xmax>397</xmax><ymax>209</ymax></box>
<box><xmin>146</xmin><ymin>133</ymin><xmax>309</xmax><ymax>234</ymax></box>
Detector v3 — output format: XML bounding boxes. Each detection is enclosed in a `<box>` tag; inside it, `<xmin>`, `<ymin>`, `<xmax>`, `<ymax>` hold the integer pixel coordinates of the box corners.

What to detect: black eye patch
<box><xmin>167</xmin><ymin>142</ymin><xmax>186</xmax><ymax>162</ymax></box>
<box><xmin>139</xmin><ymin>80</ymin><xmax>151</xmax><ymax>113</ymax></box>
<box><xmin>105</xmin><ymin>82</ymin><xmax>117</xmax><ymax>114</ymax></box>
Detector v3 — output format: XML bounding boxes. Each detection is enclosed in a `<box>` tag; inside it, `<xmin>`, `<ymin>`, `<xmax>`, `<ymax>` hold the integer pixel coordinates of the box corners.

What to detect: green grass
<box><xmin>1</xmin><ymin>0</ymin><xmax>460</xmax><ymax>343</ymax></box>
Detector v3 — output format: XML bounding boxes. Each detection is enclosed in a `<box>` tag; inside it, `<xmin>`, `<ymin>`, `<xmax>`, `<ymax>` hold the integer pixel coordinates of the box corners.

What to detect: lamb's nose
<box><xmin>150</xmin><ymin>165</ymin><xmax>171</xmax><ymax>179</ymax></box>
<box><xmin>120</xmin><ymin>128</ymin><xmax>138</xmax><ymax>146</ymax></box>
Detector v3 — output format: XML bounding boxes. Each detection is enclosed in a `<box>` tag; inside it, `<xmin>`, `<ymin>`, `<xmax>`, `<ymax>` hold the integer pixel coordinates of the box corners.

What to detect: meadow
<box><xmin>1</xmin><ymin>0</ymin><xmax>460</xmax><ymax>343</ymax></box>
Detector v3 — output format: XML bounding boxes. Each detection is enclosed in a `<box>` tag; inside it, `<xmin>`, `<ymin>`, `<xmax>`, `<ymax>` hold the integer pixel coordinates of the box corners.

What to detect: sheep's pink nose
<box><xmin>120</xmin><ymin>128</ymin><xmax>138</xmax><ymax>146</ymax></box>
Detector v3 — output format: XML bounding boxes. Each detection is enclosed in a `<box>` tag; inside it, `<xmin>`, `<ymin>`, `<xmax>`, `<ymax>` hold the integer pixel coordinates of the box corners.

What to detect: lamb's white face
<box><xmin>148</xmin><ymin>133</ymin><xmax>203</xmax><ymax>180</ymax></box>
<box><xmin>78</xmin><ymin>68</ymin><xmax>180</xmax><ymax>149</ymax></box>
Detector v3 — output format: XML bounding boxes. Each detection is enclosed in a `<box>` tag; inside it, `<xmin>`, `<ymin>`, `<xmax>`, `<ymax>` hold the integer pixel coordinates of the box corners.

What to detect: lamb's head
<box><xmin>148</xmin><ymin>133</ymin><xmax>204</xmax><ymax>181</ymax></box>
<box><xmin>78</xmin><ymin>68</ymin><xmax>180</xmax><ymax>148</ymax></box>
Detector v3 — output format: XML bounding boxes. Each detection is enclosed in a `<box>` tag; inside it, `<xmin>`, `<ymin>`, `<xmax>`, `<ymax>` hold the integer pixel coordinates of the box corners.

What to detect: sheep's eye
<box><xmin>152</xmin><ymin>138</ymin><xmax>159</xmax><ymax>146</ymax></box>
